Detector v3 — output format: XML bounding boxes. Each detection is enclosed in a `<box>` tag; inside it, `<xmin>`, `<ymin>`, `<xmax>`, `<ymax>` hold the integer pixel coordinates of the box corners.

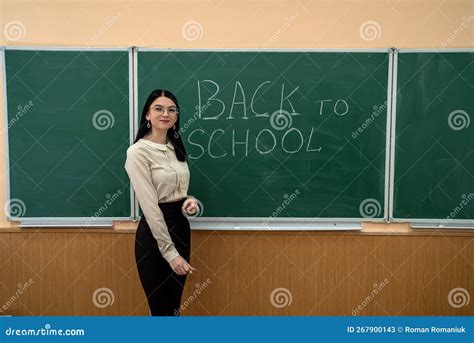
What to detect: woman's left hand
<box><xmin>182</xmin><ymin>196</ymin><xmax>199</xmax><ymax>216</ymax></box>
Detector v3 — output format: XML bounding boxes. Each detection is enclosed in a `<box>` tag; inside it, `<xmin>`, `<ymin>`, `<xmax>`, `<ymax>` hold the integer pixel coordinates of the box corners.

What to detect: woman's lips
<box><xmin>159</xmin><ymin>120</ymin><xmax>170</xmax><ymax>123</ymax></box>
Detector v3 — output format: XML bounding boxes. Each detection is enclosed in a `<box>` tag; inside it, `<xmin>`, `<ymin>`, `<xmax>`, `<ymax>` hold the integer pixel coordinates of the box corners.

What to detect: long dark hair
<box><xmin>134</xmin><ymin>89</ymin><xmax>187</xmax><ymax>162</ymax></box>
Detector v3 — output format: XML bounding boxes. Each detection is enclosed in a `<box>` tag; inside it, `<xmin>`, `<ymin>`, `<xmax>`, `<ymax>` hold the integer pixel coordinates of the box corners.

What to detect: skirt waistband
<box><xmin>158</xmin><ymin>197</ymin><xmax>186</xmax><ymax>213</ymax></box>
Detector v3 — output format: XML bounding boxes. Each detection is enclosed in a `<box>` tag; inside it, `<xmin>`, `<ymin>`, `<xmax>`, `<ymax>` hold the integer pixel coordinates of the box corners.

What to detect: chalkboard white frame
<box><xmin>134</xmin><ymin>47</ymin><xmax>394</xmax><ymax>230</ymax></box>
<box><xmin>2</xmin><ymin>46</ymin><xmax>135</xmax><ymax>227</ymax></box>
<box><xmin>389</xmin><ymin>48</ymin><xmax>474</xmax><ymax>229</ymax></box>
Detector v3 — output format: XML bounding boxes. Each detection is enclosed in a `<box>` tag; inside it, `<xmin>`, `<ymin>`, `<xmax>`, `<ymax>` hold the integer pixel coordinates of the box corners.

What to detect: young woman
<box><xmin>125</xmin><ymin>89</ymin><xmax>198</xmax><ymax>316</ymax></box>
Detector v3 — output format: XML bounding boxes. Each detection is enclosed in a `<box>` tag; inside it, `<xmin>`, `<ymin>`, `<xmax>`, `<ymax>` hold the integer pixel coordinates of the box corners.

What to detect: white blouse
<box><xmin>124</xmin><ymin>138</ymin><xmax>191</xmax><ymax>263</ymax></box>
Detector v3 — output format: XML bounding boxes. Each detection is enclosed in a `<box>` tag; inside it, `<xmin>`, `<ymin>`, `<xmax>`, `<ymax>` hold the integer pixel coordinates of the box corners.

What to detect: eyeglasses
<box><xmin>151</xmin><ymin>105</ymin><xmax>179</xmax><ymax>116</ymax></box>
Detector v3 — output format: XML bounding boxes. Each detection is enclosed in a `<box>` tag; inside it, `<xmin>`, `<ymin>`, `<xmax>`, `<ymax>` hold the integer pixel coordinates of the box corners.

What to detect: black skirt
<box><xmin>134</xmin><ymin>197</ymin><xmax>191</xmax><ymax>316</ymax></box>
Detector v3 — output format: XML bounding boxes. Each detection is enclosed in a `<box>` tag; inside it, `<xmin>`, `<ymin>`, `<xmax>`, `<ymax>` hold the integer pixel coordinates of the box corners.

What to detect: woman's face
<box><xmin>146</xmin><ymin>96</ymin><xmax>178</xmax><ymax>131</ymax></box>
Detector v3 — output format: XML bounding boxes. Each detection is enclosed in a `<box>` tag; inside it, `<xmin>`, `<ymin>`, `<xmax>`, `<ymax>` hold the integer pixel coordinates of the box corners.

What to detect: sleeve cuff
<box><xmin>160</xmin><ymin>243</ymin><xmax>180</xmax><ymax>263</ymax></box>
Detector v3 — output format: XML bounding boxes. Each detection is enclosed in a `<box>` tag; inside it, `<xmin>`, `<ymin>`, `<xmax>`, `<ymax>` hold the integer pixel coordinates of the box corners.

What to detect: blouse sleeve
<box><xmin>124</xmin><ymin>147</ymin><xmax>180</xmax><ymax>263</ymax></box>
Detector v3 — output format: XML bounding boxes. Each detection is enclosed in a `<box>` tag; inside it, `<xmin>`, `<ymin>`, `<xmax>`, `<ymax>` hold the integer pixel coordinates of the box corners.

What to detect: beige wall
<box><xmin>0</xmin><ymin>0</ymin><xmax>473</xmax><ymax>48</ymax></box>
<box><xmin>0</xmin><ymin>0</ymin><xmax>472</xmax><ymax>316</ymax></box>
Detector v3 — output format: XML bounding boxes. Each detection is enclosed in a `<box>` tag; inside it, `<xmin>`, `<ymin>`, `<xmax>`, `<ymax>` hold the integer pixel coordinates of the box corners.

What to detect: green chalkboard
<box><xmin>138</xmin><ymin>50</ymin><xmax>389</xmax><ymax>219</ymax></box>
<box><xmin>4</xmin><ymin>48</ymin><xmax>131</xmax><ymax>218</ymax></box>
<box><xmin>393</xmin><ymin>51</ymin><xmax>474</xmax><ymax>220</ymax></box>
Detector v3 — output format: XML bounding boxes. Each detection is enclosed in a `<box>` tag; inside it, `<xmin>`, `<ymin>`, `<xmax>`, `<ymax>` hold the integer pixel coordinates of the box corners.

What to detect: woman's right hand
<box><xmin>169</xmin><ymin>255</ymin><xmax>197</xmax><ymax>275</ymax></box>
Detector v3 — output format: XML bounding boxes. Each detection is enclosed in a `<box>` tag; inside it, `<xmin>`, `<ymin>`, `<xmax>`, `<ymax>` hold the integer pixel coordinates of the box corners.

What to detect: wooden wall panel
<box><xmin>1</xmin><ymin>230</ymin><xmax>471</xmax><ymax>316</ymax></box>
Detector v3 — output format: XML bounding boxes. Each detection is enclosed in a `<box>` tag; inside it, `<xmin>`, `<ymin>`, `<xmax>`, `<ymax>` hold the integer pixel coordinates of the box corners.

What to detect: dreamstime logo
<box><xmin>441</xmin><ymin>193</ymin><xmax>474</xmax><ymax>225</ymax></box>
<box><xmin>0</xmin><ymin>279</ymin><xmax>34</xmax><ymax>313</ymax></box>
<box><xmin>263</xmin><ymin>189</ymin><xmax>300</xmax><ymax>229</ymax></box>
<box><xmin>92</xmin><ymin>287</ymin><xmax>115</xmax><ymax>308</ymax></box>
<box><xmin>174</xmin><ymin>278</ymin><xmax>212</xmax><ymax>316</ymax></box>
<box><xmin>175</xmin><ymin>100</ymin><xmax>212</xmax><ymax>138</ymax></box>
<box><xmin>5</xmin><ymin>323</ymin><xmax>85</xmax><ymax>336</ymax></box>
<box><xmin>270</xmin><ymin>109</ymin><xmax>294</xmax><ymax>131</ymax></box>
<box><xmin>4</xmin><ymin>198</ymin><xmax>26</xmax><ymax>217</ymax></box>
<box><xmin>441</xmin><ymin>16</ymin><xmax>474</xmax><ymax>48</ymax></box>
<box><xmin>80</xmin><ymin>189</ymin><xmax>123</xmax><ymax>228</ymax></box>
<box><xmin>448</xmin><ymin>287</ymin><xmax>470</xmax><ymax>308</ymax></box>
<box><xmin>181</xmin><ymin>21</ymin><xmax>204</xmax><ymax>41</ymax></box>
<box><xmin>270</xmin><ymin>287</ymin><xmax>293</xmax><ymax>308</ymax></box>
<box><xmin>4</xmin><ymin>21</ymin><xmax>26</xmax><ymax>41</ymax></box>
<box><xmin>448</xmin><ymin>110</ymin><xmax>470</xmax><ymax>131</ymax></box>
<box><xmin>92</xmin><ymin>110</ymin><xmax>115</xmax><ymax>130</ymax></box>
<box><xmin>8</xmin><ymin>101</ymin><xmax>34</xmax><ymax>129</ymax></box>
<box><xmin>359</xmin><ymin>21</ymin><xmax>381</xmax><ymax>41</ymax></box>
<box><xmin>86</xmin><ymin>12</ymin><xmax>121</xmax><ymax>47</ymax></box>
<box><xmin>352</xmin><ymin>279</ymin><xmax>390</xmax><ymax>315</ymax></box>
<box><xmin>262</xmin><ymin>11</ymin><xmax>301</xmax><ymax>47</ymax></box>
<box><xmin>93</xmin><ymin>190</ymin><xmax>123</xmax><ymax>218</ymax></box>
<box><xmin>352</xmin><ymin>101</ymin><xmax>387</xmax><ymax>139</ymax></box>
<box><xmin>359</xmin><ymin>198</ymin><xmax>381</xmax><ymax>218</ymax></box>
<box><xmin>182</xmin><ymin>196</ymin><xmax>204</xmax><ymax>218</ymax></box>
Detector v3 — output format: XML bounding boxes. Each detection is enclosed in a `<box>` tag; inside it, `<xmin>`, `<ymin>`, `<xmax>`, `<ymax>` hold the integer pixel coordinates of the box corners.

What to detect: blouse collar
<box><xmin>139</xmin><ymin>138</ymin><xmax>175</xmax><ymax>151</ymax></box>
